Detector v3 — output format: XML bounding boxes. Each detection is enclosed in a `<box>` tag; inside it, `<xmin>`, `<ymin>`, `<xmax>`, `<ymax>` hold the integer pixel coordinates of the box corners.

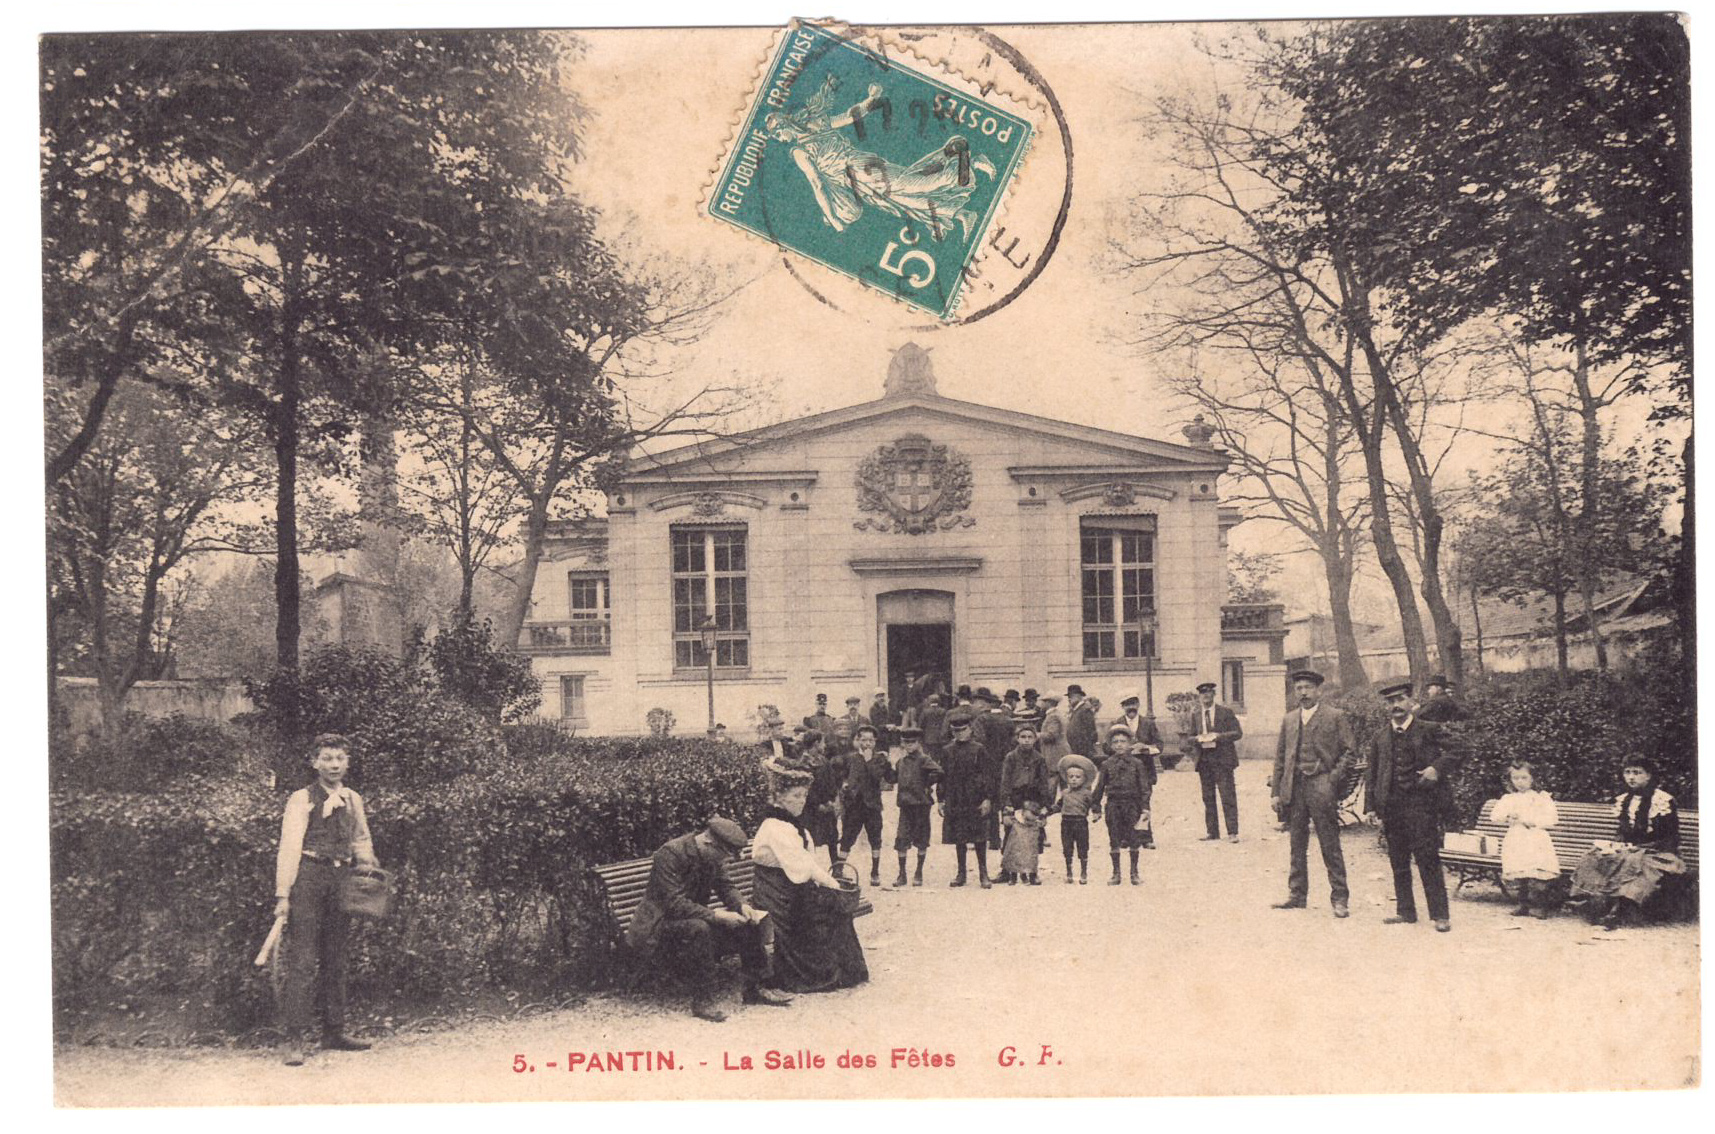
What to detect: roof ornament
<box><xmin>1181</xmin><ymin>413</ymin><xmax>1217</xmax><ymax>448</ymax></box>
<box><xmin>884</xmin><ymin>342</ymin><xmax>938</xmax><ymax>398</ymax></box>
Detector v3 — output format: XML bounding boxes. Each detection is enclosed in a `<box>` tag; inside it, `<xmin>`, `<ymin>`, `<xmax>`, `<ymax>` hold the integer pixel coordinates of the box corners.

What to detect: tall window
<box><xmin>567</xmin><ymin>573</ymin><xmax>610</xmax><ymax>650</ymax></box>
<box><xmin>1222</xmin><ymin>659</ymin><xmax>1246</xmax><ymax>709</ymax></box>
<box><xmin>1080</xmin><ymin>517</ymin><xmax>1156</xmax><ymax>661</ymax></box>
<box><xmin>672</xmin><ymin>526</ymin><xmax>750</xmax><ymax>669</ymax></box>
<box><xmin>559</xmin><ymin>675</ymin><xmax>587</xmax><ymax>724</ymax></box>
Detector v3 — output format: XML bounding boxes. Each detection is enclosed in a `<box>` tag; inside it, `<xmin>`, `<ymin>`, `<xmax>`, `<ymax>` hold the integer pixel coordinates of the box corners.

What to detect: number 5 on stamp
<box><xmin>705</xmin><ymin>21</ymin><xmax>1037</xmax><ymax>321</ymax></box>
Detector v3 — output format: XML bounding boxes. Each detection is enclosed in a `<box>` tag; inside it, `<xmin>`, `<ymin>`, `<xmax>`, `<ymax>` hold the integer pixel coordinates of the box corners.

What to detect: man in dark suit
<box><xmin>972</xmin><ymin>689</ymin><xmax>1014</xmax><ymax>849</ymax></box>
<box><xmin>624</xmin><ymin>818</ymin><xmax>791</xmax><ymax>1021</ymax></box>
<box><xmin>1065</xmin><ymin>684</ymin><xmax>1098</xmax><ymax>758</ymax></box>
<box><xmin>918</xmin><ymin>692</ymin><xmax>949</xmax><ymax>758</ymax></box>
<box><xmin>1271</xmin><ymin>669</ymin><xmax>1357</xmax><ymax>917</ymax></box>
<box><xmin>868</xmin><ymin>687</ymin><xmax>896</xmax><ymax>747</ymax></box>
<box><xmin>1190</xmin><ymin>680</ymin><xmax>1244</xmax><ymax>842</ymax></box>
<box><xmin>1364</xmin><ymin>679</ymin><xmax>1463</xmax><ymax>932</ymax></box>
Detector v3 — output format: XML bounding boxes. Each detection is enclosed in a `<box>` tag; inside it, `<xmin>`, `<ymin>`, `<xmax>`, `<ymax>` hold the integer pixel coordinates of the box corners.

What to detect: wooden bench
<box><xmin>591</xmin><ymin>847</ymin><xmax>874</xmax><ymax>947</ymax></box>
<box><xmin>1441</xmin><ymin>800</ymin><xmax>1700</xmax><ymax>901</ymax></box>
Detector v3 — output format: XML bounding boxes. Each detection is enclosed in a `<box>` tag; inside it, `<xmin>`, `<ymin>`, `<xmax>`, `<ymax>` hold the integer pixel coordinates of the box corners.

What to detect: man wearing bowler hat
<box><xmin>626</xmin><ymin>817</ymin><xmax>789</xmax><ymax>1022</ymax></box>
<box><xmin>1270</xmin><ymin>669</ymin><xmax>1358</xmax><ymax>917</ymax></box>
<box><xmin>1416</xmin><ymin>674</ymin><xmax>1470</xmax><ymax>723</ymax></box>
<box><xmin>1065</xmin><ymin>684</ymin><xmax>1098</xmax><ymax>758</ymax></box>
<box><xmin>1191</xmin><ymin>681</ymin><xmax>1244</xmax><ymax>842</ymax></box>
<box><xmin>1364</xmin><ymin>679</ymin><xmax>1463</xmax><ymax>931</ymax></box>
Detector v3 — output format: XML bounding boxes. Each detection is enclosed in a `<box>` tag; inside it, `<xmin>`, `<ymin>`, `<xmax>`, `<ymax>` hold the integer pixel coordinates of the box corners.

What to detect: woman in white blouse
<box><xmin>751</xmin><ymin>763</ymin><xmax>870</xmax><ymax>991</ymax></box>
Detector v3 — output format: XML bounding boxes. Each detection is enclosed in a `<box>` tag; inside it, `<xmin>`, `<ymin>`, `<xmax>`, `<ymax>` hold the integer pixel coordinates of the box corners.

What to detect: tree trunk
<box><xmin>1322</xmin><ymin>544</ymin><xmax>1368</xmax><ymax>690</ymax></box>
<box><xmin>1352</xmin><ymin>322</ymin><xmax>1462</xmax><ymax>684</ymax></box>
<box><xmin>273</xmin><ymin>249</ymin><xmax>304</xmax><ymax>679</ymax></box>
<box><xmin>498</xmin><ymin>491</ymin><xmax>551</xmax><ymax>651</ymax></box>
<box><xmin>1569</xmin><ymin>342</ymin><xmax>1609</xmax><ymax>670</ymax></box>
<box><xmin>1676</xmin><ymin>429</ymin><xmax>1694</xmax><ymax>694</ymax></box>
<box><xmin>1551</xmin><ymin>589</ymin><xmax>1568</xmax><ymax>681</ymax></box>
<box><xmin>1468</xmin><ymin>581</ymin><xmax>1485</xmax><ymax>676</ymax></box>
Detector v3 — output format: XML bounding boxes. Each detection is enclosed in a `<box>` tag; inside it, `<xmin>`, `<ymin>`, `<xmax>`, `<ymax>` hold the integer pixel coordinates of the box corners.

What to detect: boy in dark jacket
<box><xmin>1092</xmin><ymin>724</ymin><xmax>1153</xmax><ymax>885</ymax></box>
<box><xmin>839</xmin><ymin>724</ymin><xmax>896</xmax><ymax>884</ymax></box>
<box><xmin>891</xmin><ymin>725</ymin><xmax>943</xmax><ymax>886</ymax></box>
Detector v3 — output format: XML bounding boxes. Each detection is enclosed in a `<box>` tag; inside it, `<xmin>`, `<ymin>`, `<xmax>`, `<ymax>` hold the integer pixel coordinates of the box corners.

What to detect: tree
<box><xmin>1457</xmin><ymin>451</ymin><xmax>1665</xmax><ymax>680</ymax></box>
<box><xmin>1173</xmin><ymin>347</ymin><xmax>1371</xmax><ymax>689</ymax></box>
<box><xmin>48</xmin><ymin>386</ymin><xmax>267</xmax><ymax>734</ymax></box>
<box><xmin>1268</xmin><ymin>14</ymin><xmax>1692</xmax><ymax>679</ymax></box>
<box><xmin>44</xmin><ymin>33</ymin><xmax>596</xmax><ymax>705</ymax></box>
<box><xmin>1116</xmin><ymin>55</ymin><xmax>1441</xmax><ymax>681</ymax></box>
<box><xmin>397</xmin><ymin>348</ymin><xmax>525</xmax><ymax>624</ymax></box>
<box><xmin>1226</xmin><ymin>550</ymin><xmax>1285</xmax><ymax>605</ymax></box>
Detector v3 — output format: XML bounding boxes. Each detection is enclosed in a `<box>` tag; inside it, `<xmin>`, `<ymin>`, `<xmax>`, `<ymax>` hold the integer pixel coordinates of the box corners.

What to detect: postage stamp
<box><xmin>705</xmin><ymin>20</ymin><xmax>1038</xmax><ymax>320</ymax></box>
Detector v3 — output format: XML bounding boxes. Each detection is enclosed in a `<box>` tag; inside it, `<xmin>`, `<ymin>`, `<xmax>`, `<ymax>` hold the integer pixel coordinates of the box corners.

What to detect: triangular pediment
<box><xmin>623</xmin><ymin>393</ymin><xmax>1228</xmax><ymax>481</ymax></box>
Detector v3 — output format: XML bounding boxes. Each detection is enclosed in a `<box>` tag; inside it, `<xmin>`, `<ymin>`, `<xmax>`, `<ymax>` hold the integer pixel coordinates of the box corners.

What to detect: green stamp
<box><xmin>707</xmin><ymin>22</ymin><xmax>1036</xmax><ymax>320</ymax></box>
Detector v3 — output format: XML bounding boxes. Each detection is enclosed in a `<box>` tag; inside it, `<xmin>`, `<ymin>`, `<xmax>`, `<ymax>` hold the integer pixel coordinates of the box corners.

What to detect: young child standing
<box><xmin>1491</xmin><ymin>760</ymin><xmax>1560</xmax><ymax>918</ymax></box>
<box><xmin>1057</xmin><ymin>764</ymin><xmax>1096</xmax><ymax>884</ymax></box>
<box><xmin>1092</xmin><ymin>724</ymin><xmax>1150</xmax><ymax>885</ymax></box>
<box><xmin>892</xmin><ymin>726</ymin><xmax>942</xmax><ymax>886</ymax></box>
<box><xmin>273</xmin><ymin>733</ymin><xmax>379</xmax><ymax>1066</ymax></box>
<box><xmin>1001</xmin><ymin>800</ymin><xmax>1047</xmax><ymax>884</ymax></box>
<box><xmin>839</xmin><ymin>724</ymin><xmax>896</xmax><ymax>885</ymax></box>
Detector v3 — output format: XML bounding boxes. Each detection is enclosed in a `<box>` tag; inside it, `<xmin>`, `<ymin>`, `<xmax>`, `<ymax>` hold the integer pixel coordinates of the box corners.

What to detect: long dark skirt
<box><xmin>751</xmin><ymin>864</ymin><xmax>869</xmax><ymax>992</ymax></box>
<box><xmin>1570</xmin><ymin>845</ymin><xmax>1686</xmax><ymax>906</ymax></box>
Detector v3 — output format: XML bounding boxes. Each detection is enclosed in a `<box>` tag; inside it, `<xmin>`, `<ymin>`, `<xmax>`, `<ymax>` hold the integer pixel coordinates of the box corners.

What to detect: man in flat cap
<box><xmin>1191</xmin><ymin>680</ymin><xmax>1244</xmax><ymax>842</ymax></box>
<box><xmin>626</xmin><ymin>817</ymin><xmax>789</xmax><ymax>1022</ymax></box>
<box><xmin>1365</xmin><ymin>679</ymin><xmax>1464</xmax><ymax>932</ymax></box>
<box><xmin>972</xmin><ymin>689</ymin><xmax>1015</xmax><ymax>849</ymax></box>
<box><xmin>1270</xmin><ymin>669</ymin><xmax>1358</xmax><ymax>917</ymax></box>
<box><xmin>828</xmin><ymin>695</ymin><xmax>866</xmax><ymax>757</ymax></box>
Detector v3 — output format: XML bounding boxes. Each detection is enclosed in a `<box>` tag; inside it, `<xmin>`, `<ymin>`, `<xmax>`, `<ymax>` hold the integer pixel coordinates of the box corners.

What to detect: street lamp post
<box><xmin>1137</xmin><ymin>613</ymin><xmax>1158</xmax><ymax>718</ymax></box>
<box><xmin>700</xmin><ymin>615</ymin><xmax>719</xmax><ymax>738</ymax></box>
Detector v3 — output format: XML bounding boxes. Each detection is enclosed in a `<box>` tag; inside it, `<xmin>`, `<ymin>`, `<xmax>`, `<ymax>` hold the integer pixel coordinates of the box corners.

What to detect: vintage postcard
<box><xmin>37</xmin><ymin>11</ymin><xmax>1699</xmax><ymax>1113</ymax></box>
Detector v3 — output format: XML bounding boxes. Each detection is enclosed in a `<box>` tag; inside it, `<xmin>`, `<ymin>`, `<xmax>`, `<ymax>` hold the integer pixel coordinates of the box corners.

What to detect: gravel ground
<box><xmin>55</xmin><ymin>764</ymin><xmax>1699</xmax><ymax>1106</ymax></box>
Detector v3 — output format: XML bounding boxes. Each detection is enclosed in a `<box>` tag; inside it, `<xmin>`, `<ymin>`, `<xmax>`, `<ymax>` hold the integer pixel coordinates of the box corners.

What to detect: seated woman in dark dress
<box><xmin>751</xmin><ymin>762</ymin><xmax>870</xmax><ymax>992</ymax></box>
<box><xmin>1569</xmin><ymin>756</ymin><xmax>1687</xmax><ymax>929</ymax></box>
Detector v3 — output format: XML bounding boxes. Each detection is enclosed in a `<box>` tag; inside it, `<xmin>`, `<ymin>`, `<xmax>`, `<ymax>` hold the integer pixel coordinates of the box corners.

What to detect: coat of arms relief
<box><xmin>853</xmin><ymin>434</ymin><xmax>977</xmax><ymax>534</ymax></box>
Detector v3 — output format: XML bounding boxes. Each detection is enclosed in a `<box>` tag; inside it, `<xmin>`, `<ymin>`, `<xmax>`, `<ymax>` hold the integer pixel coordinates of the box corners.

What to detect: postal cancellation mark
<box><xmin>707</xmin><ymin>22</ymin><xmax>1035</xmax><ymax>321</ymax></box>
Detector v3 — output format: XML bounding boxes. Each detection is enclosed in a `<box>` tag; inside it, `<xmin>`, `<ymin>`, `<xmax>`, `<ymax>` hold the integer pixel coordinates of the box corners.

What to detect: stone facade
<box><xmin>523</xmin><ymin>349</ymin><xmax>1286</xmax><ymax>755</ymax></box>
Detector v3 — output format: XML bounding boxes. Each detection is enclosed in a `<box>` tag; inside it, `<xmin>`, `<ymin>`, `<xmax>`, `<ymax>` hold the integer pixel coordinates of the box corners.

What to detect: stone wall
<box><xmin>56</xmin><ymin>677</ymin><xmax>253</xmax><ymax>739</ymax></box>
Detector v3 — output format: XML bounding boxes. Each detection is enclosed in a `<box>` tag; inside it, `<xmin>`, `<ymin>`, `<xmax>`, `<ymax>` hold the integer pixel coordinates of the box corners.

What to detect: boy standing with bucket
<box><xmin>273</xmin><ymin>733</ymin><xmax>380</xmax><ymax>1066</ymax></box>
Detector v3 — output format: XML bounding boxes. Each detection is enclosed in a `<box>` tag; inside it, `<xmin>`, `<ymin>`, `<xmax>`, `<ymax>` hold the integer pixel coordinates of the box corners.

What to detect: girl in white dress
<box><xmin>1491</xmin><ymin>761</ymin><xmax>1560</xmax><ymax>918</ymax></box>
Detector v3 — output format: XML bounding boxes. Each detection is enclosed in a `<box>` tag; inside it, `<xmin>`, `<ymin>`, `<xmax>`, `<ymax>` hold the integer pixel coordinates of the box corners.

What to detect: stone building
<box><xmin>521</xmin><ymin>346</ymin><xmax>1286</xmax><ymax>755</ymax></box>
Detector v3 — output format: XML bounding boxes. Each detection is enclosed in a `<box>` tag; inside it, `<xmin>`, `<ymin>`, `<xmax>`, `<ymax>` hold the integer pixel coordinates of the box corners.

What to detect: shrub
<box><xmin>243</xmin><ymin>645</ymin><xmax>503</xmax><ymax>789</ymax></box>
<box><xmin>50</xmin><ymin>714</ymin><xmax>250</xmax><ymax>793</ymax></box>
<box><xmin>427</xmin><ymin>617</ymin><xmax>542</xmax><ymax>722</ymax></box>
<box><xmin>51</xmin><ymin>734</ymin><xmax>771</xmax><ymax>1037</ymax></box>
<box><xmin>1327</xmin><ymin>667</ymin><xmax>1696</xmax><ymax>825</ymax></box>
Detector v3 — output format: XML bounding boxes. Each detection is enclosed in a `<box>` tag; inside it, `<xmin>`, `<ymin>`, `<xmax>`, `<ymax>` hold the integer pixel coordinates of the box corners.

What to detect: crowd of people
<box><xmin>265</xmin><ymin>669</ymin><xmax>1692</xmax><ymax>1049</ymax></box>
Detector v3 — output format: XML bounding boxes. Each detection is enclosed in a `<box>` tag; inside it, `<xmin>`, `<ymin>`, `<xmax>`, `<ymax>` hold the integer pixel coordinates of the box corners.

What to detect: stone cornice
<box><xmin>648</xmin><ymin>490</ymin><xmax>768</xmax><ymax>514</ymax></box>
<box><xmin>848</xmin><ymin>555</ymin><xmax>983</xmax><ymax>577</ymax></box>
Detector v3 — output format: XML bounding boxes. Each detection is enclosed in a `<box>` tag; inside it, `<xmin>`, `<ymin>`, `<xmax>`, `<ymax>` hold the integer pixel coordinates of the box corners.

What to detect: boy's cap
<box><xmin>855</xmin><ymin>723</ymin><xmax>878</xmax><ymax>737</ymax></box>
<box><xmin>705</xmin><ymin>817</ymin><xmax>748</xmax><ymax>853</ymax></box>
<box><xmin>1107</xmin><ymin>723</ymin><xmax>1135</xmax><ymax>737</ymax></box>
<box><xmin>816</xmin><ymin>692</ymin><xmax>828</xmax><ymax>702</ymax></box>
<box><xmin>898</xmin><ymin>725</ymin><xmax>923</xmax><ymax>738</ymax></box>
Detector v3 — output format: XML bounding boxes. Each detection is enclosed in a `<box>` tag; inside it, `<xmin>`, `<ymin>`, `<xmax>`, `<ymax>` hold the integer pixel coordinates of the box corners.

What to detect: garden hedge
<box><xmin>52</xmin><ymin>730</ymin><xmax>770</xmax><ymax>1037</ymax></box>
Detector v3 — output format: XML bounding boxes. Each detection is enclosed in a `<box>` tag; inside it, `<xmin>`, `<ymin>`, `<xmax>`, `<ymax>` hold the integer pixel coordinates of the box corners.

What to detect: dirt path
<box><xmin>56</xmin><ymin>765</ymin><xmax>1699</xmax><ymax>1105</ymax></box>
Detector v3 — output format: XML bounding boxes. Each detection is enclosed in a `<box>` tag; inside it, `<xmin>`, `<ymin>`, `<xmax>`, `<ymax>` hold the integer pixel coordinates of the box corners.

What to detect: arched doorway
<box><xmin>877</xmin><ymin>589</ymin><xmax>954</xmax><ymax>711</ymax></box>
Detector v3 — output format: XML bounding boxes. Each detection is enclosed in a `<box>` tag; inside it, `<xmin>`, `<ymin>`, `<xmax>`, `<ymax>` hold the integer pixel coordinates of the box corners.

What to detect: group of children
<box><xmin>768</xmin><ymin>703</ymin><xmax>1165</xmax><ymax>890</ymax></box>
